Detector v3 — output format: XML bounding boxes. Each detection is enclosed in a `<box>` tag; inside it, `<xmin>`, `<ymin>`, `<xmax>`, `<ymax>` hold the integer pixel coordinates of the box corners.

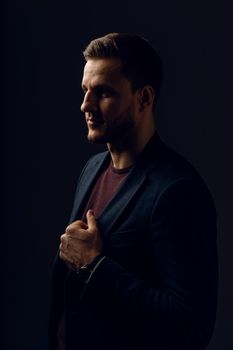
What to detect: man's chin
<box><xmin>87</xmin><ymin>132</ymin><xmax>107</xmax><ymax>144</ymax></box>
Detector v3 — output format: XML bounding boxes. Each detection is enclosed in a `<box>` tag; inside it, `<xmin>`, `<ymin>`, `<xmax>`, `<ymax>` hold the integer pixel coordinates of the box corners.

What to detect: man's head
<box><xmin>83</xmin><ymin>33</ymin><xmax>163</xmax><ymax>110</ymax></box>
<box><xmin>80</xmin><ymin>33</ymin><xmax>162</xmax><ymax>146</ymax></box>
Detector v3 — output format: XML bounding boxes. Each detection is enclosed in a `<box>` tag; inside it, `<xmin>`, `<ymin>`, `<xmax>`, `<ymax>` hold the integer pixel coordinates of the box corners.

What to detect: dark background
<box><xmin>2</xmin><ymin>0</ymin><xmax>233</xmax><ymax>349</ymax></box>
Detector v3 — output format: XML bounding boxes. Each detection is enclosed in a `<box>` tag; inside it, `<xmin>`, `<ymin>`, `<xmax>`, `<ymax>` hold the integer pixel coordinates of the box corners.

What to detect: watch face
<box><xmin>78</xmin><ymin>266</ymin><xmax>92</xmax><ymax>283</ymax></box>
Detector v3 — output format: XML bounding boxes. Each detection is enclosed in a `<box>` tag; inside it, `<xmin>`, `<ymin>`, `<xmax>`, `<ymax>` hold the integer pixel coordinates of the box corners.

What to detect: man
<box><xmin>49</xmin><ymin>33</ymin><xmax>218</xmax><ymax>350</ymax></box>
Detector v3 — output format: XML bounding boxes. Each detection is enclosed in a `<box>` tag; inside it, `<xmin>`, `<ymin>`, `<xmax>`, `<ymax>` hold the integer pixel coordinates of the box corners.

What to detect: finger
<box><xmin>65</xmin><ymin>220</ymin><xmax>88</xmax><ymax>235</ymax></box>
<box><xmin>59</xmin><ymin>240</ymin><xmax>68</xmax><ymax>252</ymax></box>
<box><xmin>59</xmin><ymin>250</ymin><xmax>75</xmax><ymax>264</ymax></box>
<box><xmin>60</xmin><ymin>234</ymin><xmax>69</xmax><ymax>251</ymax></box>
<box><xmin>59</xmin><ymin>248</ymin><xmax>82</xmax><ymax>268</ymax></box>
<box><xmin>60</xmin><ymin>233</ymin><xmax>68</xmax><ymax>244</ymax></box>
<box><xmin>86</xmin><ymin>209</ymin><xmax>98</xmax><ymax>232</ymax></box>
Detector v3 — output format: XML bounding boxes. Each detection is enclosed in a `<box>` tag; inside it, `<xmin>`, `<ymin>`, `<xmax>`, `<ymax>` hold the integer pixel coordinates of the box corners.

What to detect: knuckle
<box><xmin>74</xmin><ymin>220</ymin><xmax>85</xmax><ymax>225</ymax></box>
<box><xmin>66</xmin><ymin>221</ymin><xmax>83</xmax><ymax>234</ymax></box>
<box><xmin>65</xmin><ymin>226</ymin><xmax>72</xmax><ymax>234</ymax></box>
<box><xmin>60</xmin><ymin>234</ymin><xmax>66</xmax><ymax>242</ymax></box>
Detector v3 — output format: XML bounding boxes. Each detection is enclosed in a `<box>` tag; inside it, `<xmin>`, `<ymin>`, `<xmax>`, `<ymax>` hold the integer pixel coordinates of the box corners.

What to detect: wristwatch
<box><xmin>76</xmin><ymin>254</ymin><xmax>105</xmax><ymax>283</ymax></box>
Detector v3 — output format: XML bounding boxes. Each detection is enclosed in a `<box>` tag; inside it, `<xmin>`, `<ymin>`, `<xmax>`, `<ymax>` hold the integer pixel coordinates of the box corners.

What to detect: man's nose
<box><xmin>80</xmin><ymin>91</ymin><xmax>98</xmax><ymax>113</ymax></box>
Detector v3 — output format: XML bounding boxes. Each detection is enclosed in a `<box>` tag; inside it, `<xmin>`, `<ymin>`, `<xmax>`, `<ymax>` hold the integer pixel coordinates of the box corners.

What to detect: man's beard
<box><xmin>87</xmin><ymin>109</ymin><xmax>135</xmax><ymax>146</ymax></box>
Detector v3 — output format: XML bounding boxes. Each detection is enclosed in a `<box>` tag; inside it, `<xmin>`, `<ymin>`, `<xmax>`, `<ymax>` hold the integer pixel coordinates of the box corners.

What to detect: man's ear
<box><xmin>139</xmin><ymin>86</ymin><xmax>155</xmax><ymax>111</ymax></box>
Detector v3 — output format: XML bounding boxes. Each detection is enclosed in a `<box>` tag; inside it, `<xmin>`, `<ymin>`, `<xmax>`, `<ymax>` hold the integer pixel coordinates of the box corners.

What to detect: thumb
<box><xmin>86</xmin><ymin>209</ymin><xmax>98</xmax><ymax>231</ymax></box>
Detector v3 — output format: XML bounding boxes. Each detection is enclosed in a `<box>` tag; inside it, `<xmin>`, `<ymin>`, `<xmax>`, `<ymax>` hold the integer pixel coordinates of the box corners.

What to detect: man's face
<box><xmin>81</xmin><ymin>58</ymin><xmax>139</xmax><ymax>145</ymax></box>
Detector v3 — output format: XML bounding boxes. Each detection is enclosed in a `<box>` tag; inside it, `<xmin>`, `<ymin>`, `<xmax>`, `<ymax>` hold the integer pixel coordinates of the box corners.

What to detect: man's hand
<box><xmin>59</xmin><ymin>209</ymin><xmax>103</xmax><ymax>269</ymax></box>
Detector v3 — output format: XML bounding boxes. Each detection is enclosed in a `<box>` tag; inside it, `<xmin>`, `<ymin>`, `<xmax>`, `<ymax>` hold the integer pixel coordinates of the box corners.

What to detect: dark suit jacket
<box><xmin>49</xmin><ymin>133</ymin><xmax>218</xmax><ymax>350</ymax></box>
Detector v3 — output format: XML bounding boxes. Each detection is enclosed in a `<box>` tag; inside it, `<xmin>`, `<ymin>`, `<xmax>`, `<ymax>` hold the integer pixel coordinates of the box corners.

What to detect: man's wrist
<box><xmin>76</xmin><ymin>254</ymin><xmax>106</xmax><ymax>283</ymax></box>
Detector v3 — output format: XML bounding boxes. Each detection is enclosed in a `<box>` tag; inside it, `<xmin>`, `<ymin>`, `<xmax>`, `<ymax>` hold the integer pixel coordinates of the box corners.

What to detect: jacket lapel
<box><xmin>97</xmin><ymin>166</ymin><xmax>148</xmax><ymax>237</ymax></box>
<box><xmin>69</xmin><ymin>152</ymin><xmax>110</xmax><ymax>223</ymax></box>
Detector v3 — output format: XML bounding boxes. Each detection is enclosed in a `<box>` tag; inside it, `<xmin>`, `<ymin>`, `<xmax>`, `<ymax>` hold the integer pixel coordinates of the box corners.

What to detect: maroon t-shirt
<box><xmin>57</xmin><ymin>160</ymin><xmax>132</xmax><ymax>350</ymax></box>
<box><xmin>82</xmin><ymin>160</ymin><xmax>132</xmax><ymax>221</ymax></box>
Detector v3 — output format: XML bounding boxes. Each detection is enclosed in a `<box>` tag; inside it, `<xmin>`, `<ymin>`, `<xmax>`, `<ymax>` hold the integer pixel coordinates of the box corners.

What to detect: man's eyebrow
<box><xmin>81</xmin><ymin>83</ymin><xmax>117</xmax><ymax>91</ymax></box>
<box><xmin>96</xmin><ymin>84</ymin><xmax>116</xmax><ymax>91</ymax></box>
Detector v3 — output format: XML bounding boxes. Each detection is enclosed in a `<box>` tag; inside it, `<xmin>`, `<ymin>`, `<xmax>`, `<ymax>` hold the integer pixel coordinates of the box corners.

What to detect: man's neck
<box><xmin>107</xmin><ymin>126</ymin><xmax>156</xmax><ymax>169</ymax></box>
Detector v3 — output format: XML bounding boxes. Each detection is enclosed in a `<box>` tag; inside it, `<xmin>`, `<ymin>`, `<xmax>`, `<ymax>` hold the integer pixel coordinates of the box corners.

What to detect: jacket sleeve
<box><xmin>80</xmin><ymin>178</ymin><xmax>218</xmax><ymax>348</ymax></box>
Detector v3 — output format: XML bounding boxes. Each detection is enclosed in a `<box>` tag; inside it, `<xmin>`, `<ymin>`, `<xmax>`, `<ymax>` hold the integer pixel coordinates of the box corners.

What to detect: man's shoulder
<box><xmin>143</xmin><ymin>143</ymin><xmax>216</xmax><ymax>215</ymax></box>
<box><xmin>152</xmin><ymin>143</ymin><xmax>200</xmax><ymax>179</ymax></box>
<box><xmin>146</xmin><ymin>137</ymin><xmax>210</xmax><ymax>194</ymax></box>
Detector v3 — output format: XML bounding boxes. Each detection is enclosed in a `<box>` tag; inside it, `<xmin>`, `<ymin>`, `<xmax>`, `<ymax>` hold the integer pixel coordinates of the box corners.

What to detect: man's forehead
<box><xmin>82</xmin><ymin>58</ymin><xmax>123</xmax><ymax>82</ymax></box>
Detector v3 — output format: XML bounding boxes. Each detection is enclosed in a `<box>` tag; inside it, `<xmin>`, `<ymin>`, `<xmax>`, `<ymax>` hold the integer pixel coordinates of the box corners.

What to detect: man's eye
<box><xmin>101</xmin><ymin>91</ymin><xmax>112</xmax><ymax>98</ymax></box>
<box><xmin>97</xmin><ymin>89</ymin><xmax>115</xmax><ymax>98</ymax></box>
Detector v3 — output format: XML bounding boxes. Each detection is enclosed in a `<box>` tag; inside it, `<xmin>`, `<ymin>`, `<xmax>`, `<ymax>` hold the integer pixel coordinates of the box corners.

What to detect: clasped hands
<box><xmin>59</xmin><ymin>209</ymin><xmax>103</xmax><ymax>269</ymax></box>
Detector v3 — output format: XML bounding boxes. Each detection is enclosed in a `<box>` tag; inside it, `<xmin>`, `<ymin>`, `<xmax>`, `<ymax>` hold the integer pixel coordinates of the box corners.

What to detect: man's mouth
<box><xmin>88</xmin><ymin>119</ymin><xmax>102</xmax><ymax>127</ymax></box>
<box><xmin>87</xmin><ymin>115</ymin><xmax>104</xmax><ymax>128</ymax></box>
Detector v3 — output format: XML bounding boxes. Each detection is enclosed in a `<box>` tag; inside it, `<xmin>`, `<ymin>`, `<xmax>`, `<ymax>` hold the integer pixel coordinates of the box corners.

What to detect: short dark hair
<box><xmin>83</xmin><ymin>33</ymin><xmax>163</xmax><ymax>111</ymax></box>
